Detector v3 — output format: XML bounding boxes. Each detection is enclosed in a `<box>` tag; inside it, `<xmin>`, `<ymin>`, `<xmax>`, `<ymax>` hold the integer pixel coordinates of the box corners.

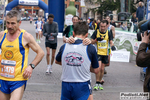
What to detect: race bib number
<box><xmin>0</xmin><ymin>59</ymin><xmax>16</xmax><ymax>78</ymax></box>
<box><xmin>48</xmin><ymin>35</ymin><xmax>54</xmax><ymax>41</ymax></box>
<box><xmin>98</xmin><ymin>40</ymin><xmax>107</xmax><ymax>49</ymax></box>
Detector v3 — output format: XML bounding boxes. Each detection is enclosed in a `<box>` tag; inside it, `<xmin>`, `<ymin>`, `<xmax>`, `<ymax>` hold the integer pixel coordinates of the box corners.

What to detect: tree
<box><xmin>85</xmin><ymin>0</ymin><xmax>138</xmax><ymax>19</ymax></box>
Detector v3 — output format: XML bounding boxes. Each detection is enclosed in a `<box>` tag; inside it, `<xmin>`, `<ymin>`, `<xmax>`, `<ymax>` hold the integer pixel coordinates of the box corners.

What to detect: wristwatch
<box><xmin>30</xmin><ymin>64</ymin><xmax>35</xmax><ymax>69</ymax></box>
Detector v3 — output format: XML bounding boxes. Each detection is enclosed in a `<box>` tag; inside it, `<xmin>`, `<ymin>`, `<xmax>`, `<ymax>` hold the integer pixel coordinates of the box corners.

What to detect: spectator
<box><xmin>110</xmin><ymin>20</ymin><xmax>116</xmax><ymax>27</ymax></box>
<box><xmin>97</xmin><ymin>19</ymin><xmax>100</xmax><ymax>29</ymax></box>
<box><xmin>120</xmin><ymin>22</ymin><xmax>127</xmax><ymax>30</ymax></box>
<box><xmin>136</xmin><ymin>1</ymin><xmax>145</xmax><ymax>22</ymax></box>
<box><xmin>131</xmin><ymin>12</ymin><xmax>138</xmax><ymax>32</ymax></box>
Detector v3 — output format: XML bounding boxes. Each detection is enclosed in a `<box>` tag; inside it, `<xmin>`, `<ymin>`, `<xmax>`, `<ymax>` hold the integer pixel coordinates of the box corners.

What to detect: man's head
<box><xmin>139</xmin><ymin>2</ymin><xmax>143</xmax><ymax>7</ymax></box>
<box><xmin>99</xmin><ymin>20</ymin><xmax>108</xmax><ymax>32</ymax></box>
<box><xmin>48</xmin><ymin>14</ymin><xmax>54</xmax><ymax>24</ymax></box>
<box><xmin>38</xmin><ymin>17</ymin><xmax>41</xmax><ymax>21</ymax></box>
<box><xmin>97</xmin><ymin>19</ymin><xmax>100</xmax><ymax>23</ymax></box>
<box><xmin>105</xmin><ymin>16</ymin><xmax>111</xmax><ymax>23</ymax></box>
<box><xmin>72</xmin><ymin>15</ymin><xmax>79</xmax><ymax>25</ymax></box>
<box><xmin>6</xmin><ymin>10</ymin><xmax>21</xmax><ymax>34</ymax></box>
<box><xmin>73</xmin><ymin>22</ymin><xmax>89</xmax><ymax>37</ymax></box>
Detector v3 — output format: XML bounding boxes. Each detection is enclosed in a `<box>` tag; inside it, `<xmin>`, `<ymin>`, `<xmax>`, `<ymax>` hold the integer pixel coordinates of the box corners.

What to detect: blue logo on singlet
<box><xmin>6</xmin><ymin>45</ymin><xmax>14</xmax><ymax>47</ymax></box>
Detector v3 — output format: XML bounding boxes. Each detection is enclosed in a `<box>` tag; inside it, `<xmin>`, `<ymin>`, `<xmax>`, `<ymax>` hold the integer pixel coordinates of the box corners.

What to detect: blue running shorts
<box><xmin>0</xmin><ymin>79</ymin><xmax>27</xmax><ymax>94</ymax></box>
<box><xmin>61</xmin><ymin>80</ymin><xmax>92</xmax><ymax>100</ymax></box>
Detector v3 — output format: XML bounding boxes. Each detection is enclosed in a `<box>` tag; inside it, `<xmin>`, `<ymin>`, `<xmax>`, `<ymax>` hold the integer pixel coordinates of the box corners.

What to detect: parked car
<box><xmin>33</xmin><ymin>17</ymin><xmax>38</xmax><ymax>20</ymax></box>
<box><xmin>21</xmin><ymin>17</ymin><xmax>27</xmax><ymax>21</ymax></box>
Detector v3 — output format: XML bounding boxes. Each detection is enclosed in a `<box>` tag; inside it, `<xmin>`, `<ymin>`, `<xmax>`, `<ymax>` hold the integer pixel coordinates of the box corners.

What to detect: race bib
<box><xmin>0</xmin><ymin>59</ymin><xmax>16</xmax><ymax>78</ymax></box>
<box><xmin>98</xmin><ymin>40</ymin><xmax>107</xmax><ymax>49</ymax></box>
<box><xmin>48</xmin><ymin>36</ymin><xmax>54</xmax><ymax>41</ymax></box>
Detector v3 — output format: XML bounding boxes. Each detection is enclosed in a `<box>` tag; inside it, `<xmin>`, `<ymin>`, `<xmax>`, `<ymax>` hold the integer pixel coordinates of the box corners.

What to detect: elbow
<box><xmin>136</xmin><ymin>57</ymin><xmax>146</xmax><ymax>67</ymax></box>
<box><xmin>41</xmin><ymin>50</ymin><xmax>45</xmax><ymax>59</ymax></box>
<box><xmin>94</xmin><ymin>67</ymin><xmax>100</xmax><ymax>74</ymax></box>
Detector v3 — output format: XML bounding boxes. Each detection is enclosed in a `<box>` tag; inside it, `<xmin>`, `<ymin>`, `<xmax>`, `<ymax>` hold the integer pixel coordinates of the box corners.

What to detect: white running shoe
<box><xmin>38</xmin><ymin>40</ymin><xmax>41</xmax><ymax>43</ymax></box>
<box><xmin>49</xmin><ymin>67</ymin><xmax>52</xmax><ymax>73</ymax></box>
<box><xmin>46</xmin><ymin>67</ymin><xmax>50</xmax><ymax>73</ymax></box>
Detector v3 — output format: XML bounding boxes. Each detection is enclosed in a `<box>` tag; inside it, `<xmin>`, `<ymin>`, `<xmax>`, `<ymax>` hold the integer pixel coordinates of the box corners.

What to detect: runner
<box><xmin>0</xmin><ymin>10</ymin><xmax>44</xmax><ymax>100</ymax></box>
<box><xmin>41</xmin><ymin>18</ymin><xmax>45</xmax><ymax>40</ymax></box>
<box><xmin>55</xmin><ymin>22</ymin><xmax>99</xmax><ymax>100</ymax></box>
<box><xmin>34</xmin><ymin>17</ymin><xmax>43</xmax><ymax>43</ymax></box>
<box><xmin>63</xmin><ymin>15</ymin><xmax>79</xmax><ymax>43</ymax></box>
<box><xmin>29</xmin><ymin>15</ymin><xmax>33</xmax><ymax>24</ymax></box>
<box><xmin>43</xmin><ymin>14</ymin><xmax>58</xmax><ymax>74</ymax></box>
<box><xmin>91</xmin><ymin>20</ymin><xmax>116</xmax><ymax>90</ymax></box>
<box><xmin>100</xmin><ymin>16</ymin><xmax>116</xmax><ymax>84</ymax></box>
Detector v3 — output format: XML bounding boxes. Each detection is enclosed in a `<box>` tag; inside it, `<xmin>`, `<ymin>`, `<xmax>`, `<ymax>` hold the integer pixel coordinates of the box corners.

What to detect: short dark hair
<box><xmin>73</xmin><ymin>22</ymin><xmax>88</xmax><ymax>36</ymax></box>
<box><xmin>72</xmin><ymin>15</ymin><xmax>79</xmax><ymax>20</ymax></box>
<box><xmin>48</xmin><ymin>14</ymin><xmax>54</xmax><ymax>19</ymax></box>
<box><xmin>100</xmin><ymin>20</ymin><xmax>108</xmax><ymax>25</ymax></box>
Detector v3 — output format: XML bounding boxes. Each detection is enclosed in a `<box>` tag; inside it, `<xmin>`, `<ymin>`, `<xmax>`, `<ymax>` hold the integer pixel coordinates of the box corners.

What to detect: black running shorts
<box><xmin>97</xmin><ymin>55</ymin><xmax>108</xmax><ymax>64</ymax></box>
<box><xmin>45</xmin><ymin>42</ymin><xmax>57</xmax><ymax>49</ymax></box>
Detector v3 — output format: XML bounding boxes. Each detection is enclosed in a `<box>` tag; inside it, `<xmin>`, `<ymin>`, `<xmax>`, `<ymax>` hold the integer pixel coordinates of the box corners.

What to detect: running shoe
<box><xmin>100</xmin><ymin>78</ymin><xmax>105</xmax><ymax>85</ymax></box>
<box><xmin>49</xmin><ymin>67</ymin><xmax>52</xmax><ymax>73</ymax></box>
<box><xmin>93</xmin><ymin>84</ymin><xmax>99</xmax><ymax>90</ymax></box>
<box><xmin>36</xmin><ymin>39</ymin><xmax>38</xmax><ymax>43</ymax></box>
<box><xmin>46</xmin><ymin>67</ymin><xmax>50</xmax><ymax>73</ymax></box>
<box><xmin>38</xmin><ymin>40</ymin><xmax>41</xmax><ymax>43</ymax></box>
<box><xmin>99</xmin><ymin>84</ymin><xmax>103</xmax><ymax>90</ymax></box>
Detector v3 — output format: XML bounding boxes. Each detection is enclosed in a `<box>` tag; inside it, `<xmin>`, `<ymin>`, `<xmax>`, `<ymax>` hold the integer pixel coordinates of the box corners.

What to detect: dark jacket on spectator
<box><xmin>136</xmin><ymin>43</ymin><xmax>150</xmax><ymax>92</ymax></box>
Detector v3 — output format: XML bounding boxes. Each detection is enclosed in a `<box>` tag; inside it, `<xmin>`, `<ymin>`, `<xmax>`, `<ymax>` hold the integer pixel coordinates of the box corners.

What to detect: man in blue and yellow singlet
<box><xmin>0</xmin><ymin>10</ymin><xmax>44</xmax><ymax>100</ymax></box>
<box><xmin>91</xmin><ymin>20</ymin><xmax>116</xmax><ymax>90</ymax></box>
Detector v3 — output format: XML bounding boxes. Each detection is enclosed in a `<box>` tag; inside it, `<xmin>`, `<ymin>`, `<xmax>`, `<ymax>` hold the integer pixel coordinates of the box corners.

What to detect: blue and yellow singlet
<box><xmin>0</xmin><ymin>29</ymin><xmax>29</xmax><ymax>81</ymax></box>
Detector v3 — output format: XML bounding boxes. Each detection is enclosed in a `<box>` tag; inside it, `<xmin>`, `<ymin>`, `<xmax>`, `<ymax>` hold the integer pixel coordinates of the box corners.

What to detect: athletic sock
<box><xmin>96</xmin><ymin>81</ymin><xmax>101</xmax><ymax>84</ymax></box>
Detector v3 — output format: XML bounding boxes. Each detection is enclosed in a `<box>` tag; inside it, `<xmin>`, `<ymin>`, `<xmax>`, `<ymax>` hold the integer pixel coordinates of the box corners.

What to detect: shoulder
<box><xmin>87</xmin><ymin>44</ymin><xmax>97</xmax><ymax>56</ymax></box>
<box><xmin>66</xmin><ymin>25</ymin><xmax>71</xmax><ymax>29</ymax></box>
<box><xmin>53</xmin><ymin>21</ymin><xmax>58</xmax><ymax>25</ymax></box>
<box><xmin>0</xmin><ymin>31</ymin><xmax>5</xmax><ymax>40</ymax></box>
<box><xmin>87</xmin><ymin>44</ymin><xmax>96</xmax><ymax>51</ymax></box>
<box><xmin>111</xmin><ymin>25</ymin><xmax>115</xmax><ymax>30</ymax></box>
<box><xmin>23</xmin><ymin>31</ymin><xmax>34</xmax><ymax>43</ymax></box>
<box><xmin>94</xmin><ymin>30</ymin><xmax>97</xmax><ymax>34</ymax></box>
<box><xmin>44</xmin><ymin>22</ymin><xmax>48</xmax><ymax>25</ymax></box>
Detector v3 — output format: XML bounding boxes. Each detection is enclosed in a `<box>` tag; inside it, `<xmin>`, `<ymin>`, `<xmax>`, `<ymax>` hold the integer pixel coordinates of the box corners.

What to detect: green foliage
<box><xmin>130</xmin><ymin>0</ymin><xmax>137</xmax><ymax>13</ymax></box>
<box><xmin>95</xmin><ymin>0</ymin><xmax>120</xmax><ymax>14</ymax></box>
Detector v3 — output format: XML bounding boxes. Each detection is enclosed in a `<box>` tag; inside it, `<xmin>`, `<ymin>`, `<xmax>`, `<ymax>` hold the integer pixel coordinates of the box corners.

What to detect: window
<box><xmin>75</xmin><ymin>5</ymin><xmax>79</xmax><ymax>10</ymax></box>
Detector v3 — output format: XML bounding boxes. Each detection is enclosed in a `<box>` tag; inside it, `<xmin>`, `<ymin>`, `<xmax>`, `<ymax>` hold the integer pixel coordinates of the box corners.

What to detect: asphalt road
<box><xmin>20</xmin><ymin>21</ymin><xmax>144</xmax><ymax>100</ymax></box>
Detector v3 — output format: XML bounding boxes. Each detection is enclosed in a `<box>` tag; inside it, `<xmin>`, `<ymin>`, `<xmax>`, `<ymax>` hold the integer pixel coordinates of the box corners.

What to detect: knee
<box><xmin>47</xmin><ymin>53</ymin><xmax>50</xmax><ymax>56</ymax></box>
<box><xmin>100</xmin><ymin>67</ymin><xmax>104</xmax><ymax>72</ymax></box>
<box><xmin>52</xmin><ymin>55</ymin><xmax>55</xmax><ymax>58</ymax></box>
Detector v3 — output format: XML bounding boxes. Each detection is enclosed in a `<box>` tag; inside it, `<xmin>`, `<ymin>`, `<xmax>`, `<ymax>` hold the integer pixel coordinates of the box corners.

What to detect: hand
<box><xmin>66</xmin><ymin>36</ymin><xmax>75</xmax><ymax>44</ymax></box>
<box><xmin>83</xmin><ymin>38</ymin><xmax>91</xmax><ymax>45</ymax></box>
<box><xmin>141</xmin><ymin>31</ymin><xmax>150</xmax><ymax>44</ymax></box>
<box><xmin>111</xmin><ymin>46</ymin><xmax>116</xmax><ymax>51</ymax></box>
<box><xmin>23</xmin><ymin>65</ymin><xmax>33</xmax><ymax>79</ymax></box>
<box><xmin>97</xmin><ymin>37</ymin><xmax>103</xmax><ymax>41</ymax></box>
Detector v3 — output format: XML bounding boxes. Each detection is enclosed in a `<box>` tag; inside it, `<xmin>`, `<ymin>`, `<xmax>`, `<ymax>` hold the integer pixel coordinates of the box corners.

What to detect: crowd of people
<box><xmin>0</xmin><ymin>1</ymin><xmax>148</xmax><ymax>98</ymax></box>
